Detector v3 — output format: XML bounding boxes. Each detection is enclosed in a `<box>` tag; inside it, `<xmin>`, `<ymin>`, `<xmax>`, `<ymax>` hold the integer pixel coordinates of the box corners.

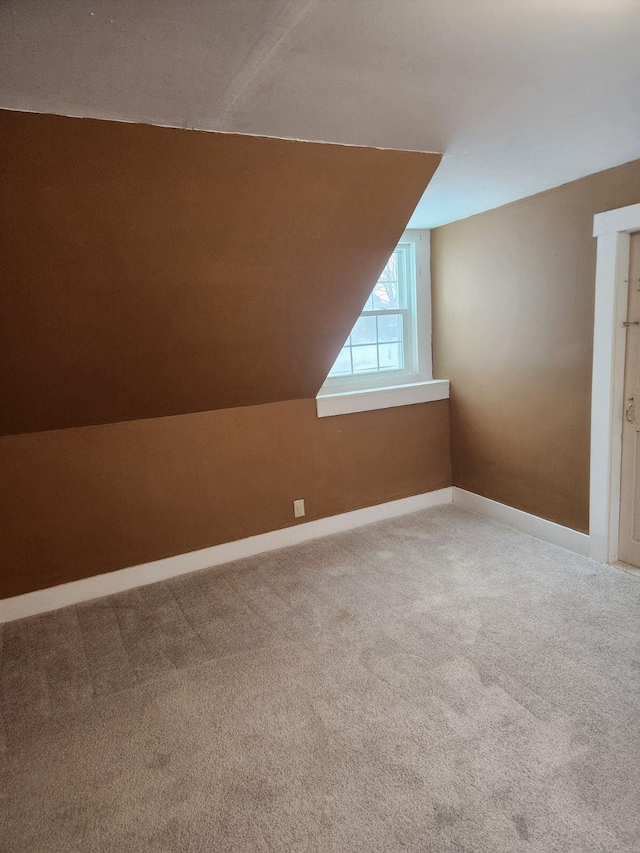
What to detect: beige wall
<box><xmin>0</xmin><ymin>399</ymin><xmax>451</xmax><ymax>598</ymax></box>
<box><xmin>432</xmin><ymin>158</ymin><xmax>640</xmax><ymax>533</ymax></box>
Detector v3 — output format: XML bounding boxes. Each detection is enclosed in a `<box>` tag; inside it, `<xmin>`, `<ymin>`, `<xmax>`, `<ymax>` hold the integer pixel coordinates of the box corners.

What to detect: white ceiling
<box><xmin>2</xmin><ymin>0</ymin><xmax>639</xmax><ymax>227</ymax></box>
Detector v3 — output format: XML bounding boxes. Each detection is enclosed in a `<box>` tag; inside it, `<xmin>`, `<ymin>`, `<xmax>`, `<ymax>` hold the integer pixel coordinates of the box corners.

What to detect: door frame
<box><xmin>590</xmin><ymin>202</ymin><xmax>640</xmax><ymax>563</ymax></box>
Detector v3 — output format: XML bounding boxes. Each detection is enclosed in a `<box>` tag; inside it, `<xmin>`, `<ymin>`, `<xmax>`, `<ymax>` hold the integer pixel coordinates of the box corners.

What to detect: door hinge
<box><xmin>622</xmin><ymin>320</ymin><xmax>639</xmax><ymax>327</ymax></box>
<box><xmin>625</xmin><ymin>396</ymin><xmax>636</xmax><ymax>424</ymax></box>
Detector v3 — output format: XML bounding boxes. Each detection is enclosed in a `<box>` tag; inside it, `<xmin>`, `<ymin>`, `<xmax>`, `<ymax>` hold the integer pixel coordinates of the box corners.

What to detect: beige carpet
<box><xmin>1</xmin><ymin>504</ymin><xmax>639</xmax><ymax>852</ymax></box>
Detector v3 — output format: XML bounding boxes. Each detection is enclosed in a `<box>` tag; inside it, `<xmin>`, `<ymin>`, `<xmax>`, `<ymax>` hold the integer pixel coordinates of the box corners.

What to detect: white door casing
<box><xmin>618</xmin><ymin>234</ymin><xmax>640</xmax><ymax>567</ymax></box>
<box><xmin>590</xmin><ymin>202</ymin><xmax>640</xmax><ymax>564</ymax></box>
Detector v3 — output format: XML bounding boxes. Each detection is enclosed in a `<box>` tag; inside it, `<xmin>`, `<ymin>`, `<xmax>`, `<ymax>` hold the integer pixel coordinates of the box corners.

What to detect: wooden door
<box><xmin>619</xmin><ymin>233</ymin><xmax>640</xmax><ymax>568</ymax></box>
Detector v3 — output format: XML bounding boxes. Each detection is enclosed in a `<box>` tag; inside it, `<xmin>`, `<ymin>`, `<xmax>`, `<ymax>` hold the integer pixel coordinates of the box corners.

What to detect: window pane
<box><xmin>378</xmin><ymin>342</ymin><xmax>402</xmax><ymax>370</ymax></box>
<box><xmin>377</xmin><ymin>313</ymin><xmax>402</xmax><ymax>343</ymax></box>
<box><xmin>372</xmin><ymin>250</ymin><xmax>401</xmax><ymax>310</ymax></box>
<box><xmin>352</xmin><ymin>345</ymin><xmax>378</xmax><ymax>372</ymax></box>
<box><xmin>371</xmin><ymin>279</ymin><xmax>399</xmax><ymax>310</ymax></box>
<box><xmin>328</xmin><ymin>346</ymin><xmax>352</xmax><ymax>376</ymax></box>
<box><xmin>351</xmin><ymin>315</ymin><xmax>377</xmax><ymax>345</ymax></box>
<box><xmin>379</xmin><ymin>251</ymin><xmax>398</xmax><ymax>282</ymax></box>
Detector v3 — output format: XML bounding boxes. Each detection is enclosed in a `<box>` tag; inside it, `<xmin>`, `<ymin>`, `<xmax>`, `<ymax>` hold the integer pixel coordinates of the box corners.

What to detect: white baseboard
<box><xmin>453</xmin><ymin>487</ymin><xmax>590</xmax><ymax>557</ymax></box>
<box><xmin>1</xmin><ymin>485</ymin><xmax>596</xmax><ymax>623</ymax></box>
<box><xmin>0</xmin><ymin>487</ymin><xmax>453</xmax><ymax>623</ymax></box>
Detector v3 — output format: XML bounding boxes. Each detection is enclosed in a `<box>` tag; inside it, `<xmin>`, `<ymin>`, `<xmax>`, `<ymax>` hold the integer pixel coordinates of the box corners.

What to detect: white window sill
<box><xmin>316</xmin><ymin>379</ymin><xmax>449</xmax><ymax>418</ymax></box>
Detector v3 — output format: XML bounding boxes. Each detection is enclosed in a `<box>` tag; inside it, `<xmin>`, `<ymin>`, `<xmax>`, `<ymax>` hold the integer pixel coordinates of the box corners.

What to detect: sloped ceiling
<box><xmin>0</xmin><ymin>110</ymin><xmax>440</xmax><ymax>436</ymax></box>
<box><xmin>1</xmin><ymin>0</ymin><xmax>639</xmax><ymax>226</ymax></box>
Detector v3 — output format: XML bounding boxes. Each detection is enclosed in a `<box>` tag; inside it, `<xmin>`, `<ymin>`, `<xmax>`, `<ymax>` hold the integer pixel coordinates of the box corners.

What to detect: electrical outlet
<box><xmin>293</xmin><ymin>499</ymin><xmax>305</xmax><ymax>518</ymax></box>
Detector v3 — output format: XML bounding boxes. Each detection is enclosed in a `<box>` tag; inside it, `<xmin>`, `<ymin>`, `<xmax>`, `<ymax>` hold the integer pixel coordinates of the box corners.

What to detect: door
<box><xmin>619</xmin><ymin>232</ymin><xmax>640</xmax><ymax>568</ymax></box>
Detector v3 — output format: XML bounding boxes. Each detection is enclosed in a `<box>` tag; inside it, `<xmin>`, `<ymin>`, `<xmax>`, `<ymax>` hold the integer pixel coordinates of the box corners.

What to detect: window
<box><xmin>321</xmin><ymin>230</ymin><xmax>432</xmax><ymax>393</ymax></box>
<box><xmin>327</xmin><ymin>243</ymin><xmax>415</xmax><ymax>380</ymax></box>
<box><xmin>317</xmin><ymin>229</ymin><xmax>448</xmax><ymax>417</ymax></box>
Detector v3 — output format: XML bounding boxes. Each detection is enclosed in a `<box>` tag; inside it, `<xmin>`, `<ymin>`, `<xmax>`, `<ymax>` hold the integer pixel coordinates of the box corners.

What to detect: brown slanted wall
<box><xmin>0</xmin><ymin>110</ymin><xmax>440</xmax><ymax>435</ymax></box>
<box><xmin>431</xmin><ymin>158</ymin><xmax>640</xmax><ymax>533</ymax></box>
<box><xmin>0</xmin><ymin>110</ymin><xmax>449</xmax><ymax>598</ymax></box>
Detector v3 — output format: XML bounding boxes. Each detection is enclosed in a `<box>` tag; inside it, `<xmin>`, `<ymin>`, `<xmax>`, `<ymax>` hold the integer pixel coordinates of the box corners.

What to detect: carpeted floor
<box><xmin>1</xmin><ymin>504</ymin><xmax>639</xmax><ymax>852</ymax></box>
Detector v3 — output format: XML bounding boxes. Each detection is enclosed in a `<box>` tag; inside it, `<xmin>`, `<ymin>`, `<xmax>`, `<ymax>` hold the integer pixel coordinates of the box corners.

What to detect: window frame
<box><xmin>319</xmin><ymin>229</ymin><xmax>433</xmax><ymax>395</ymax></box>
